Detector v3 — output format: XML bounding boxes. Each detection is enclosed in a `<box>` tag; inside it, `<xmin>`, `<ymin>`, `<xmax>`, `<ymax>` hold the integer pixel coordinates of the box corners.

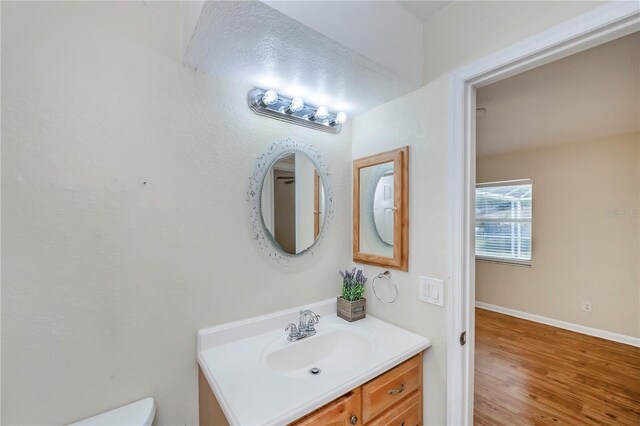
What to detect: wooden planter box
<box><xmin>337</xmin><ymin>297</ymin><xmax>366</xmax><ymax>322</ymax></box>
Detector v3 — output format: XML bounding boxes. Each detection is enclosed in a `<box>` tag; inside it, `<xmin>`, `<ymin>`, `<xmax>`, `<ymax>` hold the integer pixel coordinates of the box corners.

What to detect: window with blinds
<box><xmin>476</xmin><ymin>180</ymin><xmax>532</xmax><ymax>264</ymax></box>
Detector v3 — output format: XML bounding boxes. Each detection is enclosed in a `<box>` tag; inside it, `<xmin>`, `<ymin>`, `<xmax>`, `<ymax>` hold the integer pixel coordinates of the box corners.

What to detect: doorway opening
<box><xmin>474</xmin><ymin>32</ymin><xmax>640</xmax><ymax>424</ymax></box>
<box><xmin>446</xmin><ymin>3</ymin><xmax>640</xmax><ymax>423</ymax></box>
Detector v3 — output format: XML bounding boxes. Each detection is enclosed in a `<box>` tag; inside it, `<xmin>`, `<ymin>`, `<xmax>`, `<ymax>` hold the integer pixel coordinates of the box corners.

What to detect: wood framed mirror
<box><xmin>353</xmin><ymin>146</ymin><xmax>409</xmax><ymax>271</ymax></box>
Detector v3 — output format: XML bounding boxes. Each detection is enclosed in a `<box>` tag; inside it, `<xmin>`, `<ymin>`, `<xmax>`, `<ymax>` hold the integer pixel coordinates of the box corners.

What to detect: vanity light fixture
<box><xmin>248</xmin><ymin>88</ymin><xmax>346</xmax><ymax>134</ymax></box>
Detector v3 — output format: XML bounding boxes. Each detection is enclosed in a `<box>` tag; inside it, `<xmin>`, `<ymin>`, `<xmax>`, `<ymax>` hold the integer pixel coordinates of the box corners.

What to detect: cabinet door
<box><xmin>292</xmin><ymin>388</ymin><xmax>362</xmax><ymax>426</ymax></box>
<box><xmin>366</xmin><ymin>391</ymin><xmax>421</xmax><ymax>426</ymax></box>
<box><xmin>362</xmin><ymin>354</ymin><xmax>422</xmax><ymax>423</ymax></box>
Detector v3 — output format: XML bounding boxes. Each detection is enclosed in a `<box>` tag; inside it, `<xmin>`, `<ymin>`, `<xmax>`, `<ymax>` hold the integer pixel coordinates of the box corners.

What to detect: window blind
<box><xmin>476</xmin><ymin>180</ymin><xmax>532</xmax><ymax>264</ymax></box>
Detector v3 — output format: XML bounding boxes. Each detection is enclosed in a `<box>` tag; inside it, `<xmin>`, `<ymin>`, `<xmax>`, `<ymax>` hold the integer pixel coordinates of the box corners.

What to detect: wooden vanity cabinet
<box><xmin>290</xmin><ymin>353</ymin><xmax>423</xmax><ymax>426</ymax></box>
<box><xmin>199</xmin><ymin>353</ymin><xmax>423</xmax><ymax>426</ymax></box>
<box><xmin>361</xmin><ymin>354</ymin><xmax>422</xmax><ymax>424</ymax></box>
<box><xmin>292</xmin><ymin>388</ymin><xmax>362</xmax><ymax>426</ymax></box>
<box><xmin>366</xmin><ymin>391</ymin><xmax>421</xmax><ymax>426</ymax></box>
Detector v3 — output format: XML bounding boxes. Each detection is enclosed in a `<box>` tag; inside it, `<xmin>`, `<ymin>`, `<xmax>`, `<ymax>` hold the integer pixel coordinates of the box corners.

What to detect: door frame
<box><xmin>446</xmin><ymin>2</ymin><xmax>640</xmax><ymax>424</ymax></box>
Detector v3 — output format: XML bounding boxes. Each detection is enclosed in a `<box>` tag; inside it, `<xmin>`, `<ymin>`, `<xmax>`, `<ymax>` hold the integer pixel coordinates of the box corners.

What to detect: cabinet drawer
<box><xmin>362</xmin><ymin>354</ymin><xmax>422</xmax><ymax>423</ymax></box>
<box><xmin>367</xmin><ymin>390</ymin><xmax>421</xmax><ymax>426</ymax></box>
<box><xmin>291</xmin><ymin>388</ymin><xmax>362</xmax><ymax>426</ymax></box>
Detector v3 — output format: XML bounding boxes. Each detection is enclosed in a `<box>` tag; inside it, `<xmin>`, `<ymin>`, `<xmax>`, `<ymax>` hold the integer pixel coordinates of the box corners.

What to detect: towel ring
<box><xmin>372</xmin><ymin>270</ymin><xmax>399</xmax><ymax>304</ymax></box>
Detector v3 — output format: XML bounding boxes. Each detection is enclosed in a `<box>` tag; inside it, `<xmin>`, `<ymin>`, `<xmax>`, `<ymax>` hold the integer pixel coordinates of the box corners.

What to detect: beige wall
<box><xmin>1</xmin><ymin>2</ymin><xmax>352</xmax><ymax>424</ymax></box>
<box><xmin>422</xmin><ymin>1</ymin><xmax>604</xmax><ymax>84</ymax></box>
<box><xmin>353</xmin><ymin>77</ymin><xmax>450</xmax><ymax>425</ymax></box>
<box><xmin>476</xmin><ymin>133</ymin><xmax>640</xmax><ymax>338</ymax></box>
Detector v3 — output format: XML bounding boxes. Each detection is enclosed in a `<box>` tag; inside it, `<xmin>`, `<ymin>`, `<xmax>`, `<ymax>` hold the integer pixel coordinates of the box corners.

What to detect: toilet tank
<box><xmin>70</xmin><ymin>398</ymin><xmax>155</xmax><ymax>426</ymax></box>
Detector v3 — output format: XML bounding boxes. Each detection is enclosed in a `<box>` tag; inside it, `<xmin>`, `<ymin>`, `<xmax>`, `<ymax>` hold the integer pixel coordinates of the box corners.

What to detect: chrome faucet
<box><xmin>285</xmin><ymin>310</ymin><xmax>321</xmax><ymax>342</ymax></box>
<box><xmin>299</xmin><ymin>310</ymin><xmax>320</xmax><ymax>334</ymax></box>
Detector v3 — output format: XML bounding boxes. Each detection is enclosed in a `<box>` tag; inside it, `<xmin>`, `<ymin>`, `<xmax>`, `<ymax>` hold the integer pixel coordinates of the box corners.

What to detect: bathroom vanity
<box><xmin>197</xmin><ymin>299</ymin><xmax>430</xmax><ymax>425</ymax></box>
<box><xmin>289</xmin><ymin>354</ymin><xmax>422</xmax><ymax>425</ymax></box>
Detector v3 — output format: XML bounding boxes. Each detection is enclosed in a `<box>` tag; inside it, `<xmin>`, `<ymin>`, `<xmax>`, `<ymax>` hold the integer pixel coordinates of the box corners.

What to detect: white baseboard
<box><xmin>475</xmin><ymin>301</ymin><xmax>640</xmax><ymax>348</ymax></box>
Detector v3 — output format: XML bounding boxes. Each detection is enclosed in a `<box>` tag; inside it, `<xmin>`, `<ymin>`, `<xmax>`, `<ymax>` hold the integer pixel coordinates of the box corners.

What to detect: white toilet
<box><xmin>71</xmin><ymin>398</ymin><xmax>155</xmax><ymax>426</ymax></box>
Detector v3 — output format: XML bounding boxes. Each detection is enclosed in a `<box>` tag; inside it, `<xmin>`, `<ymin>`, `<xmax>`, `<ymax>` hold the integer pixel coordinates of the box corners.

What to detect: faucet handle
<box><xmin>285</xmin><ymin>323</ymin><xmax>301</xmax><ymax>341</ymax></box>
<box><xmin>285</xmin><ymin>323</ymin><xmax>298</xmax><ymax>333</ymax></box>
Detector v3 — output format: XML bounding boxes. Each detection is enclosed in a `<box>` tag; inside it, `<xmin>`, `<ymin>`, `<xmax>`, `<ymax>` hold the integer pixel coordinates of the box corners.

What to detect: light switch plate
<box><xmin>419</xmin><ymin>276</ymin><xmax>445</xmax><ymax>307</ymax></box>
<box><xmin>419</xmin><ymin>276</ymin><xmax>430</xmax><ymax>300</ymax></box>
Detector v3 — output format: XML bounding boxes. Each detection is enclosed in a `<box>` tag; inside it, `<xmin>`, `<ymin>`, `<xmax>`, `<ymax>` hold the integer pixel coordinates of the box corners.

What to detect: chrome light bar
<box><xmin>247</xmin><ymin>88</ymin><xmax>346</xmax><ymax>135</ymax></box>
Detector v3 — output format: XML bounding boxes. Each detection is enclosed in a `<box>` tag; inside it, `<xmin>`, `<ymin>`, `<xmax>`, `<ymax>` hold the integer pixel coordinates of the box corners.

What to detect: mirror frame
<box><xmin>353</xmin><ymin>146</ymin><xmax>409</xmax><ymax>271</ymax></box>
<box><xmin>247</xmin><ymin>137</ymin><xmax>334</xmax><ymax>269</ymax></box>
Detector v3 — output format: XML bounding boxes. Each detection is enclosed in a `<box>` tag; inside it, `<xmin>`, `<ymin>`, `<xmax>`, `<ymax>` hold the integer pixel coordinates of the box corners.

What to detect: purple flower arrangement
<box><xmin>339</xmin><ymin>267</ymin><xmax>367</xmax><ymax>301</ymax></box>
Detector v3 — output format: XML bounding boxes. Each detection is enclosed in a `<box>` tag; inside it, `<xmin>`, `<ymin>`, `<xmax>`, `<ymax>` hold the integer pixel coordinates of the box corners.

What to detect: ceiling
<box><xmin>476</xmin><ymin>32</ymin><xmax>640</xmax><ymax>157</ymax></box>
<box><xmin>183</xmin><ymin>1</ymin><xmax>420</xmax><ymax>116</ymax></box>
<box><xmin>396</xmin><ymin>1</ymin><xmax>454</xmax><ymax>22</ymax></box>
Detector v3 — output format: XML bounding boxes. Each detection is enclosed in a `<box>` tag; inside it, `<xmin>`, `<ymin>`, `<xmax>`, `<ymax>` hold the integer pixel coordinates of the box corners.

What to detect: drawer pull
<box><xmin>350</xmin><ymin>415</ymin><xmax>358</xmax><ymax>425</ymax></box>
<box><xmin>388</xmin><ymin>383</ymin><xmax>405</xmax><ymax>395</ymax></box>
<box><xmin>401</xmin><ymin>421</ymin><xmax>405</xmax><ymax>426</ymax></box>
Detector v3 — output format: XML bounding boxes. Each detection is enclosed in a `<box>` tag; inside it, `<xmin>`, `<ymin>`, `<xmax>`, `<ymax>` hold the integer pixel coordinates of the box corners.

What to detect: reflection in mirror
<box><xmin>359</xmin><ymin>161</ymin><xmax>394</xmax><ymax>258</ymax></box>
<box><xmin>261</xmin><ymin>153</ymin><xmax>325</xmax><ymax>255</ymax></box>
<box><xmin>373</xmin><ymin>171</ymin><xmax>394</xmax><ymax>245</ymax></box>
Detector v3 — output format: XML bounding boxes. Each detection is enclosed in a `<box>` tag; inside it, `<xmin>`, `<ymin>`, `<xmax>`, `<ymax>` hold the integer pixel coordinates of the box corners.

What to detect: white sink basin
<box><xmin>197</xmin><ymin>299</ymin><xmax>430</xmax><ymax>425</ymax></box>
<box><xmin>264</xmin><ymin>329</ymin><xmax>373</xmax><ymax>377</ymax></box>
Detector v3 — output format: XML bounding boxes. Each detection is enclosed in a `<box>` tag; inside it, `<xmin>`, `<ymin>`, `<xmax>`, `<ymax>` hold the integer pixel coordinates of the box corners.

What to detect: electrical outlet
<box><xmin>582</xmin><ymin>301</ymin><xmax>592</xmax><ymax>312</ymax></box>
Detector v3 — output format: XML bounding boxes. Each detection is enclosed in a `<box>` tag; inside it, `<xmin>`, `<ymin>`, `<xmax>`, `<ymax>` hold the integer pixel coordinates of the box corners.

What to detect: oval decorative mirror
<box><xmin>248</xmin><ymin>138</ymin><xmax>334</xmax><ymax>268</ymax></box>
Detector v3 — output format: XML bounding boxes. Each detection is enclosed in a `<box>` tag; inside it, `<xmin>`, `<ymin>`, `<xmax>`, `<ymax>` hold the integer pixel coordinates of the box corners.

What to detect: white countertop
<box><xmin>197</xmin><ymin>299</ymin><xmax>431</xmax><ymax>425</ymax></box>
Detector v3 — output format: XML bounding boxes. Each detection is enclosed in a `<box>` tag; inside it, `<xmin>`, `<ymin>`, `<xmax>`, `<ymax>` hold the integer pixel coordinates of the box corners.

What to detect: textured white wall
<box><xmin>352</xmin><ymin>76</ymin><xmax>450</xmax><ymax>425</ymax></box>
<box><xmin>264</xmin><ymin>0</ymin><xmax>423</xmax><ymax>86</ymax></box>
<box><xmin>1</xmin><ymin>2</ymin><xmax>352</xmax><ymax>425</ymax></box>
<box><xmin>184</xmin><ymin>1</ymin><xmax>414</xmax><ymax>116</ymax></box>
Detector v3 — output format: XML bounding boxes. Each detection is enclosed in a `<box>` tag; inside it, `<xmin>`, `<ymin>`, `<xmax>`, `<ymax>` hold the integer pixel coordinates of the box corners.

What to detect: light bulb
<box><xmin>313</xmin><ymin>106</ymin><xmax>329</xmax><ymax>120</ymax></box>
<box><xmin>286</xmin><ymin>97</ymin><xmax>304</xmax><ymax>113</ymax></box>
<box><xmin>335</xmin><ymin>112</ymin><xmax>347</xmax><ymax>124</ymax></box>
<box><xmin>261</xmin><ymin>90</ymin><xmax>278</xmax><ymax>106</ymax></box>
